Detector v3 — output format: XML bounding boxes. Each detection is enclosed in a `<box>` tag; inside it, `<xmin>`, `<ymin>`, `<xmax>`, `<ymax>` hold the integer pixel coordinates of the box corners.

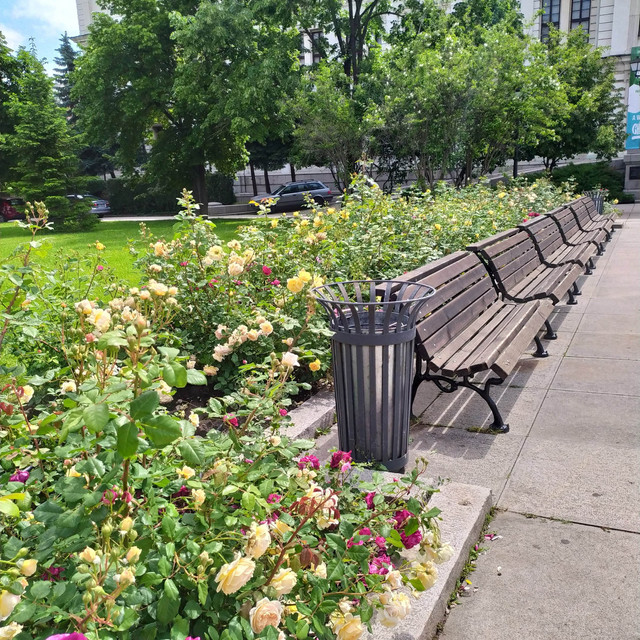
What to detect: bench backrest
<box><xmin>467</xmin><ymin>228</ymin><xmax>542</xmax><ymax>297</ymax></box>
<box><xmin>546</xmin><ymin>205</ymin><xmax>582</xmax><ymax>241</ymax></box>
<box><xmin>399</xmin><ymin>251</ymin><xmax>498</xmax><ymax>360</ymax></box>
<box><xmin>576</xmin><ymin>195</ymin><xmax>599</xmax><ymax>220</ymax></box>
<box><xmin>568</xmin><ymin>198</ymin><xmax>593</xmax><ymax>228</ymax></box>
<box><xmin>518</xmin><ymin>214</ymin><xmax>565</xmax><ymax>261</ymax></box>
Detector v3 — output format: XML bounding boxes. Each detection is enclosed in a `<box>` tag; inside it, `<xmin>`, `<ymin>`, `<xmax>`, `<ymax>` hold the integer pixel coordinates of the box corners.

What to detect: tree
<box><xmin>53</xmin><ymin>32</ymin><xmax>77</xmax><ymax>121</ymax></box>
<box><xmin>528</xmin><ymin>28</ymin><xmax>625</xmax><ymax>171</ymax></box>
<box><xmin>449</xmin><ymin>0</ymin><xmax>524</xmax><ymax>34</ymax></box>
<box><xmin>2</xmin><ymin>46</ymin><xmax>81</xmax><ymax>201</ymax></box>
<box><xmin>293</xmin><ymin>62</ymin><xmax>371</xmax><ymax>190</ymax></box>
<box><xmin>74</xmin><ymin>0</ymin><xmax>299</xmax><ymax>207</ymax></box>
<box><xmin>0</xmin><ymin>31</ymin><xmax>21</xmax><ymax>188</ymax></box>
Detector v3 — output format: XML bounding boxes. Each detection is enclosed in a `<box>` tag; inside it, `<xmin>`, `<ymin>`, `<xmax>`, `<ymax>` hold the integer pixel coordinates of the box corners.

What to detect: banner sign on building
<box><xmin>626</xmin><ymin>46</ymin><xmax>640</xmax><ymax>150</ymax></box>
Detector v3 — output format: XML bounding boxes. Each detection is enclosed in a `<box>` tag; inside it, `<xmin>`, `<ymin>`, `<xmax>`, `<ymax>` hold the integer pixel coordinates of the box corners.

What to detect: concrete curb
<box><xmin>366</xmin><ymin>481</ymin><xmax>493</xmax><ymax>640</ymax></box>
<box><xmin>284</xmin><ymin>390</ymin><xmax>336</xmax><ymax>440</ymax></box>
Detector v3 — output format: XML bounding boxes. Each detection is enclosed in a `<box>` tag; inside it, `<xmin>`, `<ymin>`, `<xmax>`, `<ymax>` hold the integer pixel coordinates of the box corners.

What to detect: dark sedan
<box><xmin>251</xmin><ymin>180</ymin><xmax>334</xmax><ymax>212</ymax></box>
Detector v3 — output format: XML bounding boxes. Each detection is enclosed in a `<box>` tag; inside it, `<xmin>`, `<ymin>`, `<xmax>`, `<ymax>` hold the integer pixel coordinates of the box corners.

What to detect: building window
<box><xmin>570</xmin><ymin>0</ymin><xmax>590</xmax><ymax>33</ymax></box>
<box><xmin>311</xmin><ymin>30</ymin><xmax>323</xmax><ymax>64</ymax></box>
<box><xmin>541</xmin><ymin>0</ymin><xmax>561</xmax><ymax>40</ymax></box>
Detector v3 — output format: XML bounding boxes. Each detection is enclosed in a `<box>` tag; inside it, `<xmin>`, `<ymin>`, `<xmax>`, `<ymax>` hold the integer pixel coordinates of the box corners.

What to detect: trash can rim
<box><xmin>311</xmin><ymin>279</ymin><xmax>436</xmax><ymax>306</ymax></box>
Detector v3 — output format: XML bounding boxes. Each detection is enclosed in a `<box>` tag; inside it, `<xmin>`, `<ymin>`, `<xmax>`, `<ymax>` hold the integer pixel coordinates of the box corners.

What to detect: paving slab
<box><xmin>565</xmin><ymin>332</ymin><xmax>640</xmax><ymax>360</ymax></box>
<box><xmin>545</xmin><ymin>308</ymin><xmax>582</xmax><ymax>333</ymax></box>
<box><xmin>550</xmin><ymin>356</ymin><xmax>640</xmax><ymax>396</ymax></box>
<box><xmin>440</xmin><ymin>512</ymin><xmax>640</xmax><ymax>640</ymax></box>
<box><xmin>526</xmin><ymin>389</ymin><xmax>640</xmax><ymax>448</ymax></box>
<box><xmin>404</xmin><ymin>426</ymin><xmax>526</xmax><ymax>498</ymax></box>
<box><xmin>417</xmin><ymin>385</ymin><xmax>546</xmax><ymax>437</ymax></box>
<box><xmin>499</xmin><ymin>437</ymin><xmax>640</xmax><ymax>531</ymax></box>
<box><xmin>576</xmin><ymin>312</ymin><xmax>640</xmax><ymax>335</ymax></box>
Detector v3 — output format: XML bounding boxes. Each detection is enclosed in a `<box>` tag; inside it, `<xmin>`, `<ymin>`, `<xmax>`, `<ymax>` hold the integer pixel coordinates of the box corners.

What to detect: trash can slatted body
<box><xmin>313</xmin><ymin>280</ymin><xmax>435</xmax><ymax>471</ymax></box>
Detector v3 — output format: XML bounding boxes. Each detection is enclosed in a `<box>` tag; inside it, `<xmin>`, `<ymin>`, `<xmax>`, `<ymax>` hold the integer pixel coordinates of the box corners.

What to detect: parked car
<box><xmin>82</xmin><ymin>194</ymin><xmax>111</xmax><ymax>217</ymax></box>
<box><xmin>65</xmin><ymin>194</ymin><xmax>111</xmax><ymax>218</ymax></box>
<box><xmin>251</xmin><ymin>180</ymin><xmax>334</xmax><ymax>212</ymax></box>
<box><xmin>0</xmin><ymin>197</ymin><xmax>25</xmax><ymax>222</ymax></box>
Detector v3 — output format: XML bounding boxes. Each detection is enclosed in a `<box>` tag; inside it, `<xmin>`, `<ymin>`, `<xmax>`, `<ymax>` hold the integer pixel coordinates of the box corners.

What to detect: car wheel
<box><xmin>0</xmin><ymin>214</ymin><xmax>6</xmax><ymax>223</ymax></box>
<box><xmin>312</xmin><ymin>196</ymin><xmax>325</xmax><ymax>207</ymax></box>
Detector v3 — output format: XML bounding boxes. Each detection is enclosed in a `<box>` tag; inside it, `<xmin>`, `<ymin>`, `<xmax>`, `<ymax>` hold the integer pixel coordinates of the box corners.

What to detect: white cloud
<box><xmin>0</xmin><ymin>22</ymin><xmax>26</xmax><ymax>51</ymax></box>
<box><xmin>12</xmin><ymin>0</ymin><xmax>79</xmax><ymax>36</ymax></box>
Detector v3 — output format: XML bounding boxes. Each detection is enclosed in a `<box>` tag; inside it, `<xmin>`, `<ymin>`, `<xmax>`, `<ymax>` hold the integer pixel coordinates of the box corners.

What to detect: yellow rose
<box><xmin>203</xmin><ymin>365</ymin><xmax>218</xmax><ymax>376</ymax></box>
<box><xmin>249</xmin><ymin>597</ymin><xmax>283</xmax><ymax>634</ymax></box>
<box><xmin>19</xmin><ymin>385</ymin><xmax>34</xmax><ymax>404</ymax></box>
<box><xmin>379</xmin><ymin>592</ymin><xmax>411</xmax><ymax>627</ymax></box>
<box><xmin>192</xmin><ymin>489</ymin><xmax>206</xmax><ymax>507</ymax></box>
<box><xmin>259</xmin><ymin>321</ymin><xmax>273</xmax><ymax>336</ymax></box>
<box><xmin>0</xmin><ymin>591</ymin><xmax>21</xmax><ymax>622</ymax></box>
<box><xmin>245</xmin><ymin>522</ymin><xmax>271</xmax><ymax>559</ymax></box>
<box><xmin>287</xmin><ymin>277</ymin><xmax>304</xmax><ymax>294</ymax></box>
<box><xmin>311</xmin><ymin>276</ymin><xmax>324</xmax><ymax>288</ymax></box>
<box><xmin>0</xmin><ymin>621</ymin><xmax>22</xmax><ymax>638</ymax></box>
<box><xmin>177</xmin><ymin>465</ymin><xmax>196</xmax><ymax>480</ymax></box>
<box><xmin>434</xmin><ymin>223</ymin><xmax>442</xmax><ymax>231</ymax></box>
<box><xmin>19</xmin><ymin>559</ymin><xmax>37</xmax><ymax>577</ymax></box>
<box><xmin>330</xmin><ymin>612</ymin><xmax>365</xmax><ymax>640</ymax></box>
<box><xmin>270</xmin><ymin>519</ymin><xmax>292</xmax><ymax>537</ymax></box>
<box><xmin>66</xmin><ymin>465</ymin><xmax>81</xmax><ymax>478</ymax></box>
<box><xmin>119</xmin><ymin>517</ymin><xmax>134</xmax><ymax>533</ymax></box>
<box><xmin>95</xmin><ymin>241</ymin><xmax>105</xmax><ymax>251</ymax></box>
<box><xmin>270</xmin><ymin>219</ymin><xmax>278</xmax><ymax>228</ymax></box>
<box><xmin>228</xmin><ymin>262</ymin><xmax>244</xmax><ymax>276</ymax></box>
<box><xmin>309</xmin><ymin>359</ymin><xmax>321</xmax><ymax>372</ymax></box>
<box><xmin>117</xmin><ymin>568</ymin><xmax>136</xmax><ymax>587</ymax></box>
<box><xmin>413</xmin><ymin>561</ymin><xmax>438</xmax><ymax>590</ymax></box>
<box><xmin>247</xmin><ymin>329</ymin><xmax>259</xmax><ymax>341</ymax></box>
<box><xmin>227</xmin><ymin>240</ymin><xmax>241</xmax><ymax>251</ymax></box>
<box><xmin>189</xmin><ymin>412</ymin><xmax>200</xmax><ymax>427</ymax></box>
<box><xmin>313</xmin><ymin>562</ymin><xmax>327</xmax><ymax>579</ymax></box>
<box><xmin>79</xmin><ymin>547</ymin><xmax>97</xmax><ymax>564</ymax></box>
<box><xmin>269</xmin><ymin>567</ymin><xmax>297</xmax><ymax>596</ymax></box>
<box><xmin>297</xmin><ymin>269</ymin><xmax>312</xmax><ymax>283</ymax></box>
<box><xmin>215</xmin><ymin>554</ymin><xmax>255</xmax><ymax>594</ymax></box>
<box><xmin>125</xmin><ymin>546</ymin><xmax>142</xmax><ymax>564</ymax></box>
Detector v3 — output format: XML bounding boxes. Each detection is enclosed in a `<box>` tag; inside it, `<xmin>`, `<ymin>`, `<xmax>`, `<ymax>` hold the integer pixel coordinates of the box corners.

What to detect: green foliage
<box><xmin>522</xmin><ymin>162</ymin><xmax>627</xmax><ymax>202</ymax></box>
<box><xmin>0</xmin><ymin>47</ymin><xmax>89</xmax><ymax>230</ymax></box>
<box><xmin>525</xmin><ymin>28</ymin><xmax>625</xmax><ymax>169</ymax></box>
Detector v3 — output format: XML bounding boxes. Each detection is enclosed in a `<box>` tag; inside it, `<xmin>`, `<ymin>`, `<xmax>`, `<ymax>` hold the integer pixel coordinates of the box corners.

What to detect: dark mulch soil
<box><xmin>167</xmin><ymin>378</ymin><xmax>333</xmax><ymax>437</ymax></box>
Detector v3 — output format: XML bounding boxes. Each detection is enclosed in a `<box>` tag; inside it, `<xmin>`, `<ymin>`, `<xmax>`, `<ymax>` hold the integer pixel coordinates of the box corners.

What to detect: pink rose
<box><xmin>400</xmin><ymin>530</ymin><xmax>422</xmax><ymax>549</ymax></box>
<box><xmin>262</xmin><ymin>265</ymin><xmax>272</xmax><ymax>275</ymax></box>
<box><xmin>279</xmin><ymin>408</ymin><xmax>288</xmax><ymax>417</ymax></box>
<box><xmin>365</xmin><ymin>492</ymin><xmax>376</xmax><ymax>509</ymax></box>
<box><xmin>298</xmin><ymin>455</ymin><xmax>320</xmax><ymax>470</ymax></box>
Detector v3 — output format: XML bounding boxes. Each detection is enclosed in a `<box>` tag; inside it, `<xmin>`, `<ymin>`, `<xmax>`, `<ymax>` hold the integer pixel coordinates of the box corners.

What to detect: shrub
<box><xmin>522</xmin><ymin>162</ymin><xmax>627</xmax><ymax>201</ymax></box>
<box><xmin>0</xmin><ymin>270</ymin><xmax>450</xmax><ymax>639</ymax></box>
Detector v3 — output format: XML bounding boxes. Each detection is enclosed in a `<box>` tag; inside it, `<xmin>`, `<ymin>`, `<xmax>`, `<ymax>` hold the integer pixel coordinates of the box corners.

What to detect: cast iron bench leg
<box><xmin>544</xmin><ymin>320</ymin><xmax>557</xmax><ymax>340</ymax></box>
<box><xmin>533</xmin><ymin>335</ymin><xmax>549</xmax><ymax>357</ymax></box>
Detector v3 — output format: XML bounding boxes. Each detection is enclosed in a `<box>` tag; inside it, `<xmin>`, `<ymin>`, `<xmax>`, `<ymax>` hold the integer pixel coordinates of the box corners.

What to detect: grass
<box><xmin>0</xmin><ymin>218</ymin><xmax>245</xmax><ymax>284</ymax></box>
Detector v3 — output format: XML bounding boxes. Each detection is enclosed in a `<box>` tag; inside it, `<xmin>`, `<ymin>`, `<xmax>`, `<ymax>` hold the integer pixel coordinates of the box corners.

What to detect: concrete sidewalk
<box><xmin>423</xmin><ymin>204</ymin><xmax>640</xmax><ymax>640</ymax></box>
<box><xmin>311</xmin><ymin>204</ymin><xmax>640</xmax><ymax>639</ymax></box>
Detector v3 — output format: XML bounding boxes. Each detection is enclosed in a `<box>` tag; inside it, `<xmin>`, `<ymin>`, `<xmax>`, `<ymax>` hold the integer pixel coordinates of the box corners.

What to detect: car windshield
<box><xmin>271</xmin><ymin>185</ymin><xmax>287</xmax><ymax>196</ymax></box>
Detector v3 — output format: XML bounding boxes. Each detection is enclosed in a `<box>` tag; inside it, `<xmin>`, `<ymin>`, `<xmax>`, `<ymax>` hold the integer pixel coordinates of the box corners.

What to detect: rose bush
<box><xmin>130</xmin><ymin>178</ymin><xmax>574</xmax><ymax>396</ymax></box>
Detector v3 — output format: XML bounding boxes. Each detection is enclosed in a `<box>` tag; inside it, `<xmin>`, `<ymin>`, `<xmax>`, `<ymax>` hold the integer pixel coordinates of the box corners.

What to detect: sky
<box><xmin>0</xmin><ymin>0</ymin><xmax>81</xmax><ymax>75</ymax></box>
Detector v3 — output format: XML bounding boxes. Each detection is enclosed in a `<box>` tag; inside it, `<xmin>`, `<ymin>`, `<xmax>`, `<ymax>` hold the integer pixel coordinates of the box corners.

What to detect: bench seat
<box><xmin>546</xmin><ymin>206</ymin><xmax>607</xmax><ymax>254</ymax></box>
<box><xmin>569</xmin><ymin>197</ymin><xmax>614</xmax><ymax>240</ymax></box>
<box><xmin>401</xmin><ymin>251</ymin><xmax>554</xmax><ymax>432</ymax></box>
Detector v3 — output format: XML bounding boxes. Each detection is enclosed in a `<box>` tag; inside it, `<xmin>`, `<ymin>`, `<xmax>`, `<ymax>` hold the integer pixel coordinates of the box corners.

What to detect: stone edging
<box><xmin>284</xmin><ymin>389</ymin><xmax>336</xmax><ymax>440</ymax></box>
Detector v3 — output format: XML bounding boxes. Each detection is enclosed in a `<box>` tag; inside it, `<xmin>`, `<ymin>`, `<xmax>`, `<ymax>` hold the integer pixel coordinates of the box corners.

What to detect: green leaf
<box><xmin>386</xmin><ymin>529</ymin><xmax>404</xmax><ymax>548</ymax></box>
<box><xmin>163</xmin><ymin>578</ymin><xmax>179</xmax><ymax>601</ymax></box>
<box><xmin>197</xmin><ymin>580</ymin><xmax>208</xmax><ymax>606</ymax></box>
<box><xmin>30</xmin><ymin>581</ymin><xmax>52</xmax><ymax>599</ymax></box>
<box><xmin>170</xmin><ymin>362</ymin><xmax>188</xmax><ymax>388</ymax></box>
<box><xmin>162</xmin><ymin>364</ymin><xmax>176</xmax><ymax>386</ymax></box>
<box><xmin>241</xmin><ymin>492</ymin><xmax>255</xmax><ymax>511</ymax></box>
<box><xmin>76</xmin><ymin>457</ymin><xmax>106</xmax><ymax>477</ymax></box>
<box><xmin>296</xmin><ymin>619</ymin><xmax>310</xmax><ymax>639</ymax></box>
<box><xmin>82</xmin><ymin>403</ymin><xmax>110</xmax><ymax>432</ymax></box>
<box><xmin>157</xmin><ymin>592</ymin><xmax>180</xmax><ymax>625</ymax></box>
<box><xmin>143</xmin><ymin>415</ymin><xmax>181</xmax><ymax>447</ymax></box>
<box><xmin>117</xmin><ymin>422</ymin><xmax>139</xmax><ymax>458</ymax></box>
<box><xmin>407</xmin><ymin>497</ymin><xmax>422</xmax><ymax>514</ymax></box>
<box><xmin>221</xmin><ymin>485</ymin><xmax>239</xmax><ymax>496</ymax></box>
<box><xmin>404</xmin><ymin>517</ymin><xmax>420</xmax><ymax>537</ymax></box>
<box><xmin>326</xmin><ymin>559</ymin><xmax>344</xmax><ymax>581</ymax></box>
<box><xmin>184</xmin><ymin>599</ymin><xmax>202</xmax><ymax>619</ymax></box>
<box><xmin>186</xmin><ymin>369</ymin><xmax>207</xmax><ymax>385</ymax></box>
<box><xmin>130</xmin><ymin>390</ymin><xmax>160</xmax><ymax>420</ymax></box>
<box><xmin>423</xmin><ymin>506</ymin><xmax>442</xmax><ymax>519</ymax></box>
<box><xmin>178</xmin><ymin>439</ymin><xmax>204</xmax><ymax>466</ymax></box>
<box><xmin>0</xmin><ymin>497</ymin><xmax>20</xmax><ymax>517</ymax></box>
<box><xmin>359</xmin><ymin>599</ymin><xmax>373</xmax><ymax>623</ymax></box>
<box><xmin>33</xmin><ymin>500</ymin><xmax>64</xmax><ymax>524</ymax></box>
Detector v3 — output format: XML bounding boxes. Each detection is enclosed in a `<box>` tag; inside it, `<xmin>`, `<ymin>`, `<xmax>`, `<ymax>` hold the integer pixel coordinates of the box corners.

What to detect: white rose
<box><xmin>0</xmin><ymin>592</ymin><xmax>20</xmax><ymax>622</ymax></box>
<box><xmin>245</xmin><ymin>522</ymin><xmax>271</xmax><ymax>559</ymax></box>
<box><xmin>269</xmin><ymin>567</ymin><xmax>297</xmax><ymax>596</ymax></box>
<box><xmin>215</xmin><ymin>554</ymin><xmax>255</xmax><ymax>594</ymax></box>
<box><xmin>0</xmin><ymin>622</ymin><xmax>23</xmax><ymax>639</ymax></box>
<box><xmin>379</xmin><ymin>592</ymin><xmax>411</xmax><ymax>627</ymax></box>
<box><xmin>435</xmin><ymin>543</ymin><xmax>454</xmax><ymax>564</ymax></box>
<box><xmin>281</xmin><ymin>352</ymin><xmax>299</xmax><ymax>368</ymax></box>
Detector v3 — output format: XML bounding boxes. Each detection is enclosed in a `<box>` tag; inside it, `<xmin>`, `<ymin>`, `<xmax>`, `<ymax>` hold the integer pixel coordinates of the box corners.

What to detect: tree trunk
<box><xmin>249</xmin><ymin>162</ymin><xmax>258</xmax><ymax>195</ymax></box>
<box><xmin>192</xmin><ymin>164</ymin><xmax>207</xmax><ymax>211</ymax></box>
<box><xmin>263</xmin><ymin>167</ymin><xmax>271</xmax><ymax>194</ymax></box>
<box><xmin>289</xmin><ymin>162</ymin><xmax>296</xmax><ymax>182</ymax></box>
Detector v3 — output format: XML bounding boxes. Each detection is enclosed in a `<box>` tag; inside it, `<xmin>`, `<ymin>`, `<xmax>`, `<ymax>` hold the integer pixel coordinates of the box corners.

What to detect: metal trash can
<box><xmin>312</xmin><ymin>280</ymin><xmax>435</xmax><ymax>471</ymax></box>
<box><xmin>584</xmin><ymin>189</ymin><xmax>606</xmax><ymax>215</ymax></box>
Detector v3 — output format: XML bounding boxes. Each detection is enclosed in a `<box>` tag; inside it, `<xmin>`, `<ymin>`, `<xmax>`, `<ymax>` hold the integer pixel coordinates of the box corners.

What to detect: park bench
<box><xmin>568</xmin><ymin>197</ymin><xmax>614</xmax><ymax>240</ymax></box>
<box><xmin>466</xmin><ymin>227</ymin><xmax>585</xmax><ymax>307</ymax></box>
<box><xmin>400</xmin><ymin>250</ymin><xmax>554</xmax><ymax>432</ymax></box>
<box><xmin>581</xmin><ymin>195</ymin><xmax>617</xmax><ymax>227</ymax></box>
<box><xmin>518</xmin><ymin>214</ymin><xmax>598</xmax><ymax>276</ymax></box>
<box><xmin>545</xmin><ymin>205</ymin><xmax>607</xmax><ymax>256</ymax></box>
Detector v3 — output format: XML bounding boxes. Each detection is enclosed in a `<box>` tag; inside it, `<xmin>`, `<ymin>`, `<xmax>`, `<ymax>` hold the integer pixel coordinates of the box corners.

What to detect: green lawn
<box><xmin>0</xmin><ymin>218</ymin><xmax>245</xmax><ymax>284</ymax></box>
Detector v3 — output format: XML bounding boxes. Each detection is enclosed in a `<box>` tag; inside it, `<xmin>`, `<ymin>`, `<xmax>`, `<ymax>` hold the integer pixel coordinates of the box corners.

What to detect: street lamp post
<box><xmin>513</xmin><ymin>88</ymin><xmax>521</xmax><ymax>179</ymax></box>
